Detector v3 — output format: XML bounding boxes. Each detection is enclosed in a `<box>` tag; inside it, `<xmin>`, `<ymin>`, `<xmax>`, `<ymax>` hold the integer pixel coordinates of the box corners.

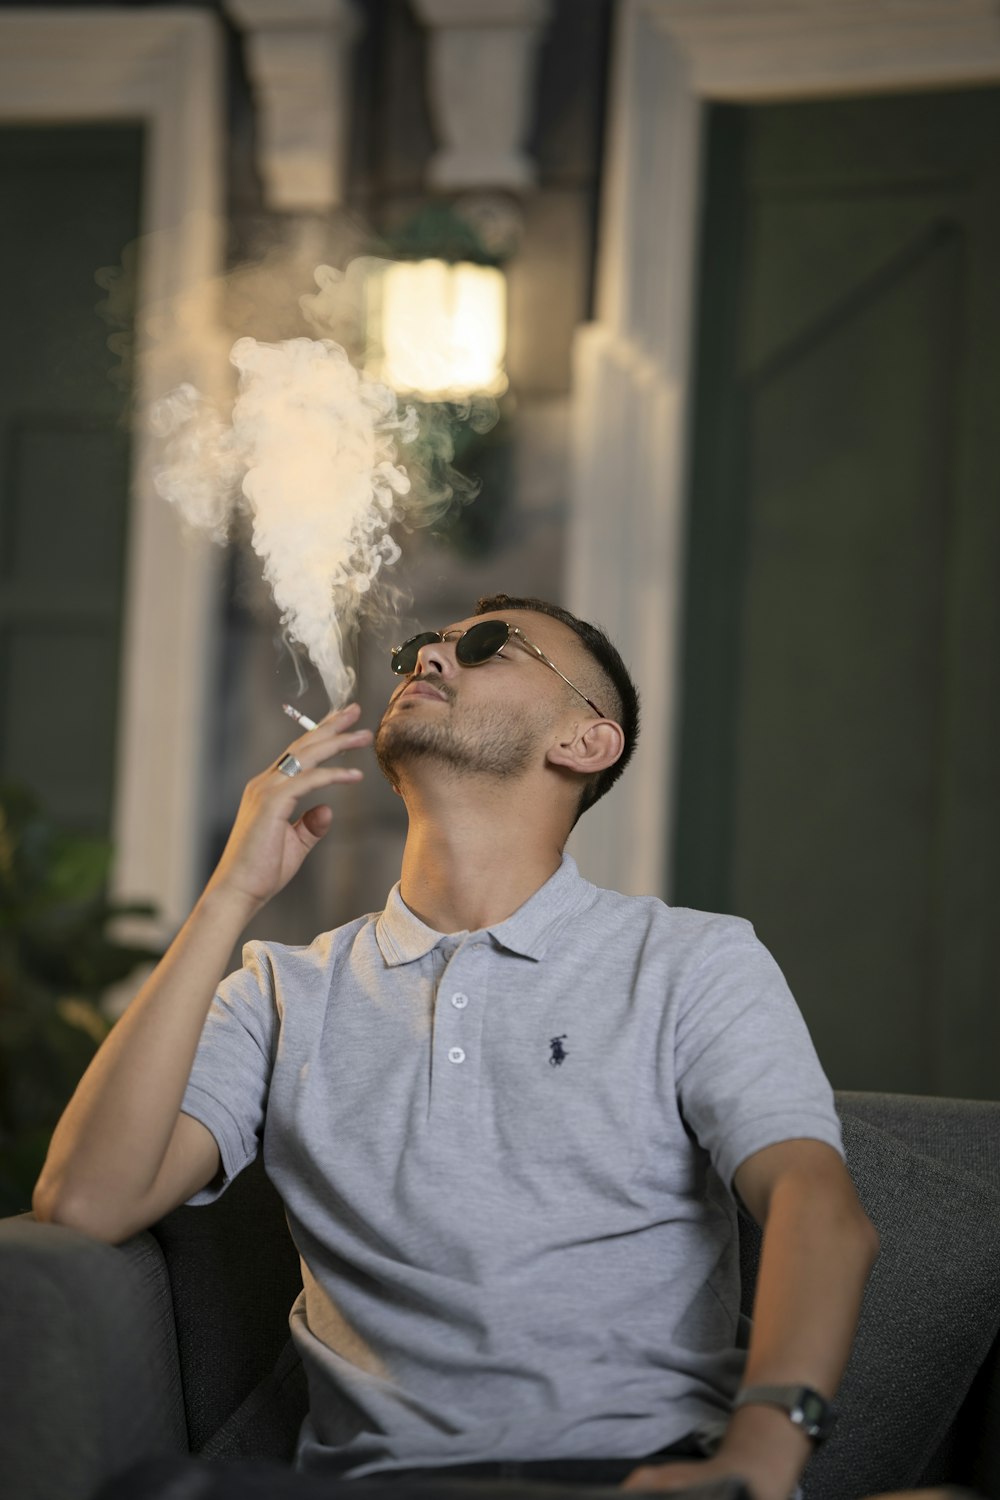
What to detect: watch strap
<box><xmin>733</xmin><ymin>1383</ymin><xmax>836</xmax><ymax>1443</ymax></box>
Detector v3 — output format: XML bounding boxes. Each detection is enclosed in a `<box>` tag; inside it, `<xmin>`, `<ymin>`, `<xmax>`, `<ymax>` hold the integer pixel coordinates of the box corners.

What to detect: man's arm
<box><xmin>623</xmin><ymin>1138</ymin><xmax>879</xmax><ymax>1499</ymax></box>
<box><xmin>32</xmin><ymin>704</ymin><xmax>372</xmax><ymax>1245</ymax></box>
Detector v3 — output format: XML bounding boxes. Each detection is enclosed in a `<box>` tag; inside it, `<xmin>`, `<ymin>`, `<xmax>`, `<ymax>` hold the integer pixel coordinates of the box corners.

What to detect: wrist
<box><xmin>196</xmin><ymin>879</ymin><xmax>260</xmax><ymax>932</ymax></box>
<box><xmin>719</xmin><ymin>1404</ymin><xmax>812</xmax><ymax>1496</ymax></box>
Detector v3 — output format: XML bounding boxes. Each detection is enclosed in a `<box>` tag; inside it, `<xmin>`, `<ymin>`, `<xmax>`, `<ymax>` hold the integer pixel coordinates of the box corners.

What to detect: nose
<box><xmin>413</xmin><ymin>636</ymin><xmax>453</xmax><ymax>678</ymax></box>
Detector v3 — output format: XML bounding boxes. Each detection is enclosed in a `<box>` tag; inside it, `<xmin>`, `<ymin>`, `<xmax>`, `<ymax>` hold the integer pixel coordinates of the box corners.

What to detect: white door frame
<box><xmin>0</xmin><ymin>9</ymin><xmax>226</xmax><ymax>934</ymax></box>
<box><xmin>567</xmin><ymin>0</ymin><xmax>1000</xmax><ymax>896</ymax></box>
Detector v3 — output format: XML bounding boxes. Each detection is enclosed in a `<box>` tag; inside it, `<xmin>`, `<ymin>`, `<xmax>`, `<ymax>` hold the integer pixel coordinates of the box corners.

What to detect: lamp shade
<box><xmin>365</xmin><ymin>259</ymin><xmax>507</xmax><ymax>400</ymax></box>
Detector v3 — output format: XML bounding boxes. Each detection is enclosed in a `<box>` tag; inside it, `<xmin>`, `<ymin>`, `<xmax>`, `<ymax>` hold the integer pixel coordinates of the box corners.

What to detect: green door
<box><xmin>674</xmin><ymin>90</ymin><xmax>1000</xmax><ymax>1099</ymax></box>
<box><xmin>0</xmin><ymin>125</ymin><xmax>143</xmax><ymax>837</ymax></box>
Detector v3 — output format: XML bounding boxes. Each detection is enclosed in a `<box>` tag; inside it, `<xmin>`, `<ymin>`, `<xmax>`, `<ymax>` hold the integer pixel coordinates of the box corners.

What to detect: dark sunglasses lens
<box><xmin>391</xmin><ymin>632</ymin><xmax>441</xmax><ymax>675</ymax></box>
<box><xmin>456</xmin><ymin>620</ymin><xmax>510</xmax><ymax>665</ymax></box>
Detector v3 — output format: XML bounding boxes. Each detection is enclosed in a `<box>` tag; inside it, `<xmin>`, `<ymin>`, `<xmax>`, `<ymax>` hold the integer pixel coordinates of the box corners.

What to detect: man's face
<box><xmin>374</xmin><ymin>609</ymin><xmax>589</xmax><ymax>791</ymax></box>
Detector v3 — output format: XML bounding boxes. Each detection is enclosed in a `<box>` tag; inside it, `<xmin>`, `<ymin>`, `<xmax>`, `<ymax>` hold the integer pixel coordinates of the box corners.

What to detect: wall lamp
<box><xmin>363</xmin><ymin>199</ymin><xmax>517</xmax><ymax>401</ymax></box>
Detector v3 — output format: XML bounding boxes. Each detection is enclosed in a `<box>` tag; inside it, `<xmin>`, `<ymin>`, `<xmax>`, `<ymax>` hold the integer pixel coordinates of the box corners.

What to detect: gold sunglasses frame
<box><xmin>391</xmin><ymin>622</ymin><xmax>607</xmax><ymax>719</ymax></box>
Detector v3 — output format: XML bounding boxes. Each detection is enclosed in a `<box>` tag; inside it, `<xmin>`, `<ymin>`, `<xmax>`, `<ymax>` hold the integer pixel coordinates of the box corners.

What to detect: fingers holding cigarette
<box><xmin>205</xmin><ymin>703</ymin><xmax>374</xmax><ymax>912</ymax></box>
<box><xmin>275</xmin><ymin>701</ymin><xmax>373</xmax><ymax>780</ymax></box>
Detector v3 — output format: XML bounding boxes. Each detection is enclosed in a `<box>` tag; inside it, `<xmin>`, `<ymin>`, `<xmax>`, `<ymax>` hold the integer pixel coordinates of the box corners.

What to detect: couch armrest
<box><xmin>0</xmin><ymin>1214</ymin><xmax>188</xmax><ymax>1500</ymax></box>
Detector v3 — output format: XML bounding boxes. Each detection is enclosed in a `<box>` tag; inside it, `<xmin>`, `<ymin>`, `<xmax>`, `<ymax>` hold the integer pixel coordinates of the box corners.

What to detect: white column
<box><xmin>411</xmin><ymin>0</ymin><xmax>552</xmax><ymax>190</ymax></box>
<box><xmin>567</xmin><ymin>6</ymin><xmax>702</xmax><ymax>897</ymax></box>
<box><xmin>224</xmin><ymin>0</ymin><xmax>361</xmax><ymax>212</ymax></box>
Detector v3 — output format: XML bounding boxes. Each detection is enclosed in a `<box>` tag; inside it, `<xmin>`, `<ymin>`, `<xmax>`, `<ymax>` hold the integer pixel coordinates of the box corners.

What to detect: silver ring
<box><xmin>275</xmin><ymin>753</ymin><xmax>302</xmax><ymax>778</ymax></box>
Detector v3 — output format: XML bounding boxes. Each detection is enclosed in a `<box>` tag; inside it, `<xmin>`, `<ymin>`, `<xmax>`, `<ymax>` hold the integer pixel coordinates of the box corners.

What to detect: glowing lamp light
<box><xmin>365</xmin><ymin>259</ymin><xmax>507</xmax><ymax>400</ymax></box>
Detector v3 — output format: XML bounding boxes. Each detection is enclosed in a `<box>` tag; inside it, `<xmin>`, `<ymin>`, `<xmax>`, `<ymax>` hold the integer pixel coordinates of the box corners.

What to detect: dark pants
<box><xmin>94</xmin><ymin>1434</ymin><xmax>751</xmax><ymax>1500</ymax></box>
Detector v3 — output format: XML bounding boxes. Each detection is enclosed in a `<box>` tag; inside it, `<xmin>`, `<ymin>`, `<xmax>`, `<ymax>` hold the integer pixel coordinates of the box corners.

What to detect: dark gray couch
<box><xmin>2</xmin><ymin>1092</ymin><xmax>998</xmax><ymax>1500</ymax></box>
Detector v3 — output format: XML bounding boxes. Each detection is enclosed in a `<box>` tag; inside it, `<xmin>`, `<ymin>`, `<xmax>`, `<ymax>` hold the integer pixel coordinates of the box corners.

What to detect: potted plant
<box><xmin>0</xmin><ymin>782</ymin><xmax>161</xmax><ymax>1215</ymax></box>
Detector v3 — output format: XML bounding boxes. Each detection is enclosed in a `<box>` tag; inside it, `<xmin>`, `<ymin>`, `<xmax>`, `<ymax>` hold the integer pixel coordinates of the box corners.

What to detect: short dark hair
<box><xmin>474</xmin><ymin>594</ymin><xmax>640</xmax><ymax>822</ymax></box>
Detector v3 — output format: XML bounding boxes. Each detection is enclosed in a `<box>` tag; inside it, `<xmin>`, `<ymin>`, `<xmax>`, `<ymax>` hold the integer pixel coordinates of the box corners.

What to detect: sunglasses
<box><xmin>390</xmin><ymin>619</ymin><xmax>606</xmax><ymax>718</ymax></box>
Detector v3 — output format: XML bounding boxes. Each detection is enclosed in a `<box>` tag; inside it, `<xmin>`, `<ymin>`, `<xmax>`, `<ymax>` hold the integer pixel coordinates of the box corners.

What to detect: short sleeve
<box><xmin>180</xmin><ymin>940</ymin><xmax>278</xmax><ymax>1204</ymax></box>
<box><xmin>674</xmin><ymin>918</ymin><xmax>844</xmax><ymax>1191</ymax></box>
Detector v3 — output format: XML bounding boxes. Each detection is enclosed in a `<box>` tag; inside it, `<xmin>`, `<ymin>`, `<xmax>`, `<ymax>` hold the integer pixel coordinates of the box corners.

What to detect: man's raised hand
<box><xmin>204</xmin><ymin>702</ymin><xmax>372</xmax><ymax>917</ymax></box>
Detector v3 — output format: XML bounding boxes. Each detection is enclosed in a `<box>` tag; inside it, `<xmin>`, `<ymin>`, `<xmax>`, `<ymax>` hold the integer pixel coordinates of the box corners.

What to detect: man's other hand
<box><xmin>620</xmin><ymin>1454</ymin><xmax>761</xmax><ymax>1496</ymax></box>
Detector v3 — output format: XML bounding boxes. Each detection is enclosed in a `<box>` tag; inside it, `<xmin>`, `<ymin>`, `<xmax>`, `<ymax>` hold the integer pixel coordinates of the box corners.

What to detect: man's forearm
<box><xmin>720</xmin><ymin>1165</ymin><xmax>880</xmax><ymax>1497</ymax></box>
<box><xmin>32</xmin><ymin>885</ymin><xmax>255</xmax><ymax>1227</ymax></box>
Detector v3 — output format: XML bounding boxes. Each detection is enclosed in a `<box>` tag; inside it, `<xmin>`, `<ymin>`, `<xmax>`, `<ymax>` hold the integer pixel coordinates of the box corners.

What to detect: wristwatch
<box><xmin>732</xmin><ymin>1384</ymin><xmax>836</xmax><ymax>1443</ymax></box>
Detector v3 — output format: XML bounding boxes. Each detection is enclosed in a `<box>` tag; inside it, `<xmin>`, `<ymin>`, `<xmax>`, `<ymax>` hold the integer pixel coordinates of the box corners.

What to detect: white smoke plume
<box><xmin>109</xmin><ymin>236</ymin><xmax>499</xmax><ymax>705</ymax></box>
<box><xmin>150</xmin><ymin>312</ymin><xmax>421</xmax><ymax>706</ymax></box>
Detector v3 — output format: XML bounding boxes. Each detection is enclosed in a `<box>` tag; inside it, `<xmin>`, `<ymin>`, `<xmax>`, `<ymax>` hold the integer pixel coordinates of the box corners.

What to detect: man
<box><xmin>34</xmin><ymin>594</ymin><xmax>879</xmax><ymax>1500</ymax></box>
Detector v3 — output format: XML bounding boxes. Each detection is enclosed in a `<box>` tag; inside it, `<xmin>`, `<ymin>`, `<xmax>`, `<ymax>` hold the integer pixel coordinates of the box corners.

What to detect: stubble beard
<box><xmin>375</xmin><ymin>694</ymin><xmax>552</xmax><ymax>791</ymax></box>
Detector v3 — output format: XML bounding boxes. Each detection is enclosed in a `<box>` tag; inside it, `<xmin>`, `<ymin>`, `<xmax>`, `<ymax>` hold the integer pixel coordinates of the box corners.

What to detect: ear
<box><xmin>545</xmin><ymin>718</ymin><xmax>625</xmax><ymax>779</ymax></box>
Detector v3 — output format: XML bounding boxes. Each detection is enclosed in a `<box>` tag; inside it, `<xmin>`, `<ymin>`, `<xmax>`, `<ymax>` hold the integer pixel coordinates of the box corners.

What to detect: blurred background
<box><xmin>0</xmin><ymin>0</ymin><xmax>997</xmax><ymax>1205</ymax></box>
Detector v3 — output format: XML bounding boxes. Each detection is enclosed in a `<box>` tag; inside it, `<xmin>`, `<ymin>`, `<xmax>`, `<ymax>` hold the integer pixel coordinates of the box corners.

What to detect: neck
<box><xmin>397</xmin><ymin>773</ymin><xmax>567</xmax><ymax>933</ymax></box>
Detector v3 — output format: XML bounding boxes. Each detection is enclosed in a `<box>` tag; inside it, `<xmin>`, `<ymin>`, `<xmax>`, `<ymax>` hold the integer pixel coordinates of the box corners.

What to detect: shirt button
<box><xmin>451</xmin><ymin>992</ymin><xmax>469</xmax><ymax>1009</ymax></box>
<box><xmin>447</xmin><ymin>1046</ymin><xmax>466</xmax><ymax>1065</ymax></box>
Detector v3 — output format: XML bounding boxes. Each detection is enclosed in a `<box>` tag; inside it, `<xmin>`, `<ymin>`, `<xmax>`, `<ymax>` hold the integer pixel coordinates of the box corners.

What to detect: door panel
<box><xmin>0</xmin><ymin>126</ymin><xmax>143</xmax><ymax>835</ymax></box>
<box><xmin>674</xmin><ymin>91</ymin><xmax>1000</xmax><ymax>1098</ymax></box>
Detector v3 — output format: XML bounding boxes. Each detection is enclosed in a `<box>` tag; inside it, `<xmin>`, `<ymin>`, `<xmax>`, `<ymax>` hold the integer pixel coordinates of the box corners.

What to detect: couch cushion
<box><xmin>151</xmin><ymin>1155</ymin><xmax>303</xmax><ymax>1453</ymax></box>
<box><xmin>200</xmin><ymin>1337</ymin><xmax>308</xmax><ymax>1463</ymax></box>
<box><xmin>800</xmin><ymin>1113</ymin><xmax>1000</xmax><ymax>1499</ymax></box>
<box><xmin>835</xmin><ymin>1092</ymin><xmax>1000</xmax><ymax>1194</ymax></box>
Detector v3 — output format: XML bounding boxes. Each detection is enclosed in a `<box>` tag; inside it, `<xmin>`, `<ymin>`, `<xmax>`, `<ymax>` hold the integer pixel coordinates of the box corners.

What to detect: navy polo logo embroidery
<box><xmin>549</xmin><ymin>1034</ymin><xmax>568</xmax><ymax>1067</ymax></box>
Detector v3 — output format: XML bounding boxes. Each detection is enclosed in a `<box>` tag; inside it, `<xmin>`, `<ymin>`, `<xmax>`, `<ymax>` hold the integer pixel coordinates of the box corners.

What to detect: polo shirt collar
<box><xmin>375</xmin><ymin>853</ymin><xmax>595</xmax><ymax>967</ymax></box>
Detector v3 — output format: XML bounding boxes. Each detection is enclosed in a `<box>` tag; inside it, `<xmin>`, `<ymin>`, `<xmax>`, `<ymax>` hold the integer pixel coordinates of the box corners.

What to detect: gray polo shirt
<box><xmin>181</xmin><ymin>853</ymin><xmax>843</xmax><ymax>1478</ymax></box>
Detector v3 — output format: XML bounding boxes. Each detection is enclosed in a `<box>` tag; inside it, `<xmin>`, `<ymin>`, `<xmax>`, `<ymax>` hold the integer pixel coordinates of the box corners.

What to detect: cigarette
<box><xmin>282</xmin><ymin>703</ymin><xmax>317</xmax><ymax>732</ymax></box>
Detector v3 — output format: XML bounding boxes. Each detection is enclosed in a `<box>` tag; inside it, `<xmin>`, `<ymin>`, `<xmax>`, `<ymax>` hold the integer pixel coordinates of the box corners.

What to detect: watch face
<box><xmin>801</xmin><ymin>1390</ymin><xmax>827</xmax><ymax>1426</ymax></box>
